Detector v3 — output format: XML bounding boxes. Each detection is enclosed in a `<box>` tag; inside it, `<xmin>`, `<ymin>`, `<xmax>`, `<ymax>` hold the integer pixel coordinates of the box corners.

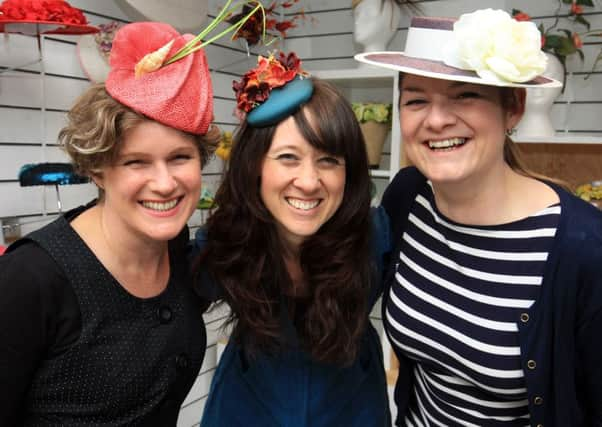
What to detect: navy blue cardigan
<box><xmin>381</xmin><ymin>167</ymin><xmax>602</xmax><ymax>427</ymax></box>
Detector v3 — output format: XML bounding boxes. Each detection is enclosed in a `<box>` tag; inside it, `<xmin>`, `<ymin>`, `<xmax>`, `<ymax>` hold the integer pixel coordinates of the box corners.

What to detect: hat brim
<box><xmin>76</xmin><ymin>34</ymin><xmax>110</xmax><ymax>83</ymax></box>
<box><xmin>355</xmin><ymin>52</ymin><xmax>562</xmax><ymax>89</ymax></box>
<box><xmin>0</xmin><ymin>20</ymin><xmax>98</xmax><ymax>35</ymax></box>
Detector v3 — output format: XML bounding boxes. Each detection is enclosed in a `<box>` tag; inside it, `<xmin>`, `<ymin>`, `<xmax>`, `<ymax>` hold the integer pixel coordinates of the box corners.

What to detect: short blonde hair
<box><xmin>59</xmin><ymin>84</ymin><xmax>219</xmax><ymax>177</ymax></box>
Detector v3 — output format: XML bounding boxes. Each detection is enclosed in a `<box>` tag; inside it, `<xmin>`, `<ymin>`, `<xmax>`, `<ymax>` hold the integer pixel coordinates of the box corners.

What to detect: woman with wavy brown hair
<box><xmin>194</xmin><ymin>53</ymin><xmax>391</xmax><ymax>427</ymax></box>
<box><xmin>0</xmin><ymin>21</ymin><xmax>220</xmax><ymax>426</ymax></box>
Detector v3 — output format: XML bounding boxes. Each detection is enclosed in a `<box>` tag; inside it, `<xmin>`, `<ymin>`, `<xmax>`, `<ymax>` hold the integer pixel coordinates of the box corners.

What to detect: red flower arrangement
<box><xmin>0</xmin><ymin>0</ymin><xmax>88</xmax><ymax>25</ymax></box>
<box><xmin>227</xmin><ymin>0</ymin><xmax>310</xmax><ymax>46</ymax></box>
<box><xmin>233</xmin><ymin>51</ymin><xmax>307</xmax><ymax>116</ymax></box>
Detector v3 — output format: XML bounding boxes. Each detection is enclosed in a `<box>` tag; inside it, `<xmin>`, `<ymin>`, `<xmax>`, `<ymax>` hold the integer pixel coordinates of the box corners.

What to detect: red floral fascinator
<box><xmin>0</xmin><ymin>0</ymin><xmax>98</xmax><ymax>35</ymax></box>
<box><xmin>234</xmin><ymin>52</ymin><xmax>312</xmax><ymax>126</ymax></box>
<box><xmin>105</xmin><ymin>22</ymin><xmax>213</xmax><ymax>135</ymax></box>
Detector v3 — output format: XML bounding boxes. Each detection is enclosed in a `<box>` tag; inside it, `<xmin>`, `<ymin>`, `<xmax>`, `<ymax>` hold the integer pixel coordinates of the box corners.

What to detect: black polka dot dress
<box><xmin>18</xmin><ymin>207</ymin><xmax>206</xmax><ymax>426</ymax></box>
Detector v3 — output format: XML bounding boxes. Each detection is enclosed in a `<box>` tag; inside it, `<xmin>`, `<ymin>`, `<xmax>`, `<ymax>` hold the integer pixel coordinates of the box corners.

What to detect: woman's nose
<box><xmin>293</xmin><ymin>160</ymin><xmax>321</xmax><ymax>192</ymax></box>
<box><xmin>424</xmin><ymin>101</ymin><xmax>457</xmax><ymax>131</ymax></box>
<box><xmin>150</xmin><ymin>163</ymin><xmax>178</xmax><ymax>194</ymax></box>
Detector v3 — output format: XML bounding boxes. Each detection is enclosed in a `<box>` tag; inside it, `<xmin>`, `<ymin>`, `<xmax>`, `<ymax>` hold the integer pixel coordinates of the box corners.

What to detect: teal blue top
<box><xmin>193</xmin><ymin>208</ymin><xmax>392</xmax><ymax>427</ymax></box>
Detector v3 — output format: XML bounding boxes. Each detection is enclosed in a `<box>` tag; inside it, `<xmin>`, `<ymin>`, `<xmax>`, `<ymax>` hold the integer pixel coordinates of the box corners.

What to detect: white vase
<box><xmin>353</xmin><ymin>0</ymin><xmax>402</xmax><ymax>68</ymax></box>
<box><xmin>516</xmin><ymin>53</ymin><xmax>564</xmax><ymax>138</ymax></box>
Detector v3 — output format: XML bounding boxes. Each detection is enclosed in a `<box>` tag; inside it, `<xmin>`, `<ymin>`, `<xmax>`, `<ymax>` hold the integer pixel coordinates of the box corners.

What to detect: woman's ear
<box><xmin>90</xmin><ymin>171</ymin><xmax>104</xmax><ymax>190</ymax></box>
<box><xmin>505</xmin><ymin>88</ymin><xmax>526</xmax><ymax>130</ymax></box>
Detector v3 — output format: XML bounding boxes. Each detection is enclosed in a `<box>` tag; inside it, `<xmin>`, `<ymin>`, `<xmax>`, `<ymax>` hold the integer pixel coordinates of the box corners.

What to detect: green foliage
<box><xmin>514</xmin><ymin>1</ymin><xmax>602</xmax><ymax>81</ymax></box>
<box><xmin>351</xmin><ymin>102</ymin><xmax>392</xmax><ymax>124</ymax></box>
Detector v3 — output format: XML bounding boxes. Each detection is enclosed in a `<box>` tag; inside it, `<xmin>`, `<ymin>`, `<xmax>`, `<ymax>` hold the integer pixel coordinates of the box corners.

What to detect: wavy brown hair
<box><xmin>59</xmin><ymin>83</ymin><xmax>219</xmax><ymax>177</ymax></box>
<box><xmin>198</xmin><ymin>78</ymin><xmax>372</xmax><ymax>365</ymax></box>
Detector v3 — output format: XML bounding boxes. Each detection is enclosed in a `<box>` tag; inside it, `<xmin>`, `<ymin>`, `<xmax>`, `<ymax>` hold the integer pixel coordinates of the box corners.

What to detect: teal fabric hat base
<box><xmin>247</xmin><ymin>76</ymin><xmax>314</xmax><ymax>127</ymax></box>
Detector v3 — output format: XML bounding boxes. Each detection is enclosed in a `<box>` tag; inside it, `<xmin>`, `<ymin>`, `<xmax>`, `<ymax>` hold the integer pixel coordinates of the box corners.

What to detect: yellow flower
<box><xmin>216</xmin><ymin>131</ymin><xmax>233</xmax><ymax>160</ymax></box>
<box><xmin>576</xmin><ymin>182</ymin><xmax>602</xmax><ymax>201</ymax></box>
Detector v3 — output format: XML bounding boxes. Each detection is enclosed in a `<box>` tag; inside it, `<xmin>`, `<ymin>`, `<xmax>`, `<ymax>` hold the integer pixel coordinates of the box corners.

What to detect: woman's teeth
<box><xmin>428</xmin><ymin>137</ymin><xmax>466</xmax><ymax>149</ymax></box>
<box><xmin>141</xmin><ymin>199</ymin><xmax>179</xmax><ymax>211</ymax></box>
<box><xmin>286</xmin><ymin>198</ymin><xmax>320</xmax><ymax>210</ymax></box>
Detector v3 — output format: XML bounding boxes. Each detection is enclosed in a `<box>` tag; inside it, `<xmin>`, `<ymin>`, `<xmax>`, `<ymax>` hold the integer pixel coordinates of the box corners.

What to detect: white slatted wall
<box><xmin>1</xmin><ymin>0</ymin><xmax>601</xmax><ymax>425</ymax></box>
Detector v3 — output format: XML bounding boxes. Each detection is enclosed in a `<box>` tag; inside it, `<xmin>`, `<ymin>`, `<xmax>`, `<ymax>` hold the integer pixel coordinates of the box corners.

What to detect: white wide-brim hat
<box><xmin>77</xmin><ymin>34</ymin><xmax>110</xmax><ymax>83</ymax></box>
<box><xmin>355</xmin><ymin>11</ymin><xmax>562</xmax><ymax>89</ymax></box>
<box><xmin>114</xmin><ymin>0</ymin><xmax>208</xmax><ymax>33</ymax></box>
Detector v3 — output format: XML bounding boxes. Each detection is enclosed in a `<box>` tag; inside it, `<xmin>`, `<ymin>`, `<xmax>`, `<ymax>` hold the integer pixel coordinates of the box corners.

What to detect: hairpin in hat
<box><xmin>233</xmin><ymin>51</ymin><xmax>313</xmax><ymax>127</ymax></box>
<box><xmin>355</xmin><ymin>8</ymin><xmax>562</xmax><ymax>88</ymax></box>
<box><xmin>105</xmin><ymin>0</ymin><xmax>268</xmax><ymax>136</ymax></box>
<box><xmin>0</xmin><ymin>0</ymin><xmax>98</xmax><ymax>35</ymax></box>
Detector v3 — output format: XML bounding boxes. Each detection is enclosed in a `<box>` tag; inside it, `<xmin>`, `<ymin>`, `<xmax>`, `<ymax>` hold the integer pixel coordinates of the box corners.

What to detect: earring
<box><xmin>505</xmin><ymin>128</ymin><xmax>516</xmax><ymax>136</ymax></box>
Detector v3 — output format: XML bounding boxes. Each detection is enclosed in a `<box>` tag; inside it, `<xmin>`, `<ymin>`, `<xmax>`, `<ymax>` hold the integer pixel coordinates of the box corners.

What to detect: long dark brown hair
<box><xmin>197</xmin><ymin>78</ymin><xmax>372</xmax><ymax>365</ymax></box>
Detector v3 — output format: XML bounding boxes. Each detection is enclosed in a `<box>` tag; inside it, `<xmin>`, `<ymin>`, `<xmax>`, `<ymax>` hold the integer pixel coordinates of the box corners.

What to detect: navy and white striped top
<box><xmin>385</xmin><ymin>182</ymin><xmax>560</xmax><ymax>426</ymax></box>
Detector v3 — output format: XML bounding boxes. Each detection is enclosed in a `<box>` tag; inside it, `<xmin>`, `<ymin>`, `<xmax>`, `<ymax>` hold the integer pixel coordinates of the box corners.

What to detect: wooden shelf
<box><xmin>517</xmin><ymin>140</ymin><xmax>602</xmax><ymax>190</ymax></box>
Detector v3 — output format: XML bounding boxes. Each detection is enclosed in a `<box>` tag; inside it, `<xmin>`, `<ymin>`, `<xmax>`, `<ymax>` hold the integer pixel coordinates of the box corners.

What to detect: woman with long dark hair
<box><xmin>194</xmin><ymin>53</ymin><xmax>391</xmax><ymax>426</ymax></box>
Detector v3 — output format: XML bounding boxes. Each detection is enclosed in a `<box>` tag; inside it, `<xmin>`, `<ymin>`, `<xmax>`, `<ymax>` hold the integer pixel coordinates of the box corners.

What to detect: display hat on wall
<box><xmin>0</xmin><ymin>0</ymin><xmax>98</xmax><ymax>35</ymax></box>
<box><xmin>355</xmin><ymin>8</ymin><xmax>562</xmax><ymax>89</ymax></box>
<box><xmin>233</xmin><ymin>51</ymin><xmax>313</xmax><ymax>127</ymax></box>
<box><xmin>105</xmin><ymin>0</ymin><xmax>266</xmax><ymax>135</ymax></box>
<box><xmin>114</xmin><ymin>0</ymin><xmax>208</xmax><ymax>33</ymax></box>
<box><xmin>18</xmin><ymin>162</ymin><xmax>90</xmax><ymax>212</ymax></box>
<box><xmin>77</xmin><ymin>21</ymin><xmax>122</xmax><ymax>83</ymax></box>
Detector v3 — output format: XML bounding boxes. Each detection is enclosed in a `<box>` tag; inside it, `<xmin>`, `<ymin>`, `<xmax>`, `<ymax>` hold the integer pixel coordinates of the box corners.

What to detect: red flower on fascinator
<box><xmin>233</xmin><ymin>51</ymin><xmax>306</xmax><ymax>115</ymax></box>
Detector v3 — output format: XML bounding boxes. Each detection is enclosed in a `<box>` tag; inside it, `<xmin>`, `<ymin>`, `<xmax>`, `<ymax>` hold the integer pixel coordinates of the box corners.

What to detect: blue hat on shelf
<box><xmin>233</xmin><ymin>52</ymin><xmax>313</xmax><ymax>127</ymax></box>
<box><xmin>18</xmin><ymin>162</ymin><xmax>90</xmax><ymax>213</ymax></box>
<box><xmin>18</xmin><ymin>163</ymin><xmax>89</xmax><ymax>187</ymax></box>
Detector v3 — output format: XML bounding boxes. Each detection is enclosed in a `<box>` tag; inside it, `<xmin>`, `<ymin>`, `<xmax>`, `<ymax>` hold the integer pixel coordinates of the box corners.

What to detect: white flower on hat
<box><xmin>443</xmin><ymin>8</ymin><xmax>547</xmax><ymax>84</ymax></box>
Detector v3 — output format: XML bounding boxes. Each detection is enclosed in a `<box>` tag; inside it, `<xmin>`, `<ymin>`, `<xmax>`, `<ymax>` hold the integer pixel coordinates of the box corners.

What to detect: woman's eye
<box><xmin>402</xmin><ymin>98</ymin><xmax>426</xmax><ymax>107</ymax></box>
<box><xmin>457</xmin><ymin>91</ymin><xmax>481</xmax><ymax>99</ymax></box>
<box><xmin>123</xmin><ymin>159</ymin><xmax>144</xmax><ymax>167</ymax></box>
<box><xmin>276</xmin><ymin>153</ymin><xmax>299</xmax><ymax>162</ymax></box>
<box><xmin>171</xmin><ymin>154</ymin><xmax>192</xmax><ymax>162</ymax></box>
<box><xmin>318</xmin><ymin>156</ymin><xmax>343</xmax><ymax>167</ymax></box>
